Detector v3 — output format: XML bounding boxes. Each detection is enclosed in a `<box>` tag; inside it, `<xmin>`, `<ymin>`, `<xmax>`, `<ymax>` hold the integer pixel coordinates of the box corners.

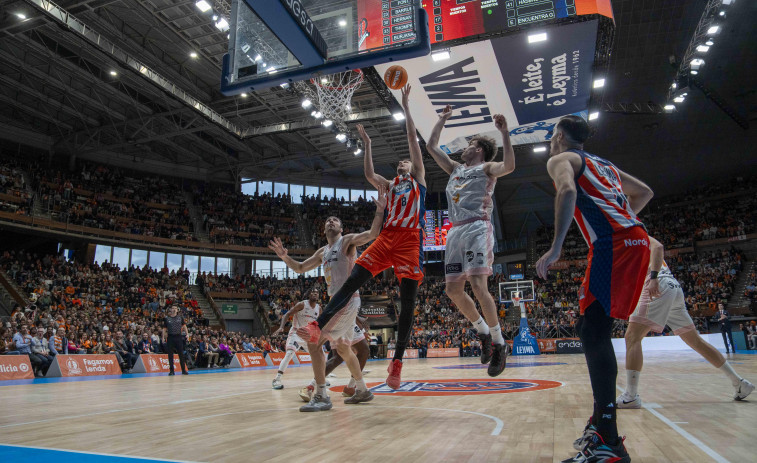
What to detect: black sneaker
<box><xmin>168</xmin><ymin>371</ymin><xmax>175</xmax><ymax>376</ymax></box>
<box><xmin>487</xmin><ymin>342</ymin><xmax>509</xmax><ymax>377</ymax></box>
<box><xmin>562</xmin><ymin>434</ymin><xmax>630</xmax><ymax>463</ymax></box>
<box><xmin>478</xmin><ymin>332</ymin><xmax>492</xmax><ymax>364</ymax></box>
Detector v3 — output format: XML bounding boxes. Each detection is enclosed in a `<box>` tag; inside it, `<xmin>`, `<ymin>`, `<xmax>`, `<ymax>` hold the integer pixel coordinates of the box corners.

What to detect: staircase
<box><xmin>728</xmin><ymin>261</ymin><xmax>755</xmax><ymax>311</ymax></box>
<box><xmin>19</xmin><ymin>168</ymin><xmax>49</xmax><ymax>219</ymax></box>
<box><xmin>294</xmin><ymin>205</ymin><xmax>312</xmax><ymax>248</ymax></box>
<box><xmin>0</xmin><ymin>269</ymin><xmax>28</xmax><ymax>315</ymax></box>
<box><xmin>189</xmin><ymin>284</ymin><xmax>221</xmax><ymax>328</ymax></box>
<box><xmin>183</xmin><ymin>191</ymin><xmax>209</xmax><ymax>242</ymax></box>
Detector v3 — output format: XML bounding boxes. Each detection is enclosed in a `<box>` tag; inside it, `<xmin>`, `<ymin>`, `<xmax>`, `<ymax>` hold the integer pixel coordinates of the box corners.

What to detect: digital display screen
<box><xmin>423</xmin><ymin>209</ymin><xmax>451</xmax><ymax>251</ymax></box>
<box><xmin>507</xmin><ymin>262</ymin><xmax>525</xmax><ymax>280</ymax></box>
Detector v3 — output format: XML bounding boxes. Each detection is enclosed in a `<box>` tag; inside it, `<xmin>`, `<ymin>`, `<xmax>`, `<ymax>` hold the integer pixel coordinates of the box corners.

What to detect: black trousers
<box><xmin>166</xmin><ymin>335</ymin><xmax>187</xmax><ymax>373</ymax></box>
<box><xmin>721</xmin><ymin>325</ymin><xmax>735</xmax><ymax>352</ymax></box>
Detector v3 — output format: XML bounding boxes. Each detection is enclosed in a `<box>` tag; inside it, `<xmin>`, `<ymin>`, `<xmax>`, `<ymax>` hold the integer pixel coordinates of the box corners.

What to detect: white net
<box><xmin>295</xmin><ymin>70</ymin><xmax>363</xmax><ymax>128</ymax></box>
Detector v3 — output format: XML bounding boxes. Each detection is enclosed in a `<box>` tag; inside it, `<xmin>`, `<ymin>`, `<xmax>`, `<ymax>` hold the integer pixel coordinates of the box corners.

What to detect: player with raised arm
<box><xmin>617</xmin><ymin>235</ymin><xmax>754</xmax><ymax>408</ymax></box>
<box><xmin>426</xmin><ymin>105</ymin><xmax>515</xmax><ymax>376</ymax></box>
<box><xmin>268</xmin><ymin>186</ymin><xmax>387</xmax><ymax>411</ymax></box>
<box><xmin>298</xmin><ymin>85</ymin><xmax>427</xmax><ymax>390</ymax></box>
<box><xmin>270</xmin><ymin>289</ymin><xmax>320</xmax><ymax>390</ymax></box>
<box><xmin>535</xmin><ymin>115</ymin><xmax>654</xmax><ymax>463</ymax></box>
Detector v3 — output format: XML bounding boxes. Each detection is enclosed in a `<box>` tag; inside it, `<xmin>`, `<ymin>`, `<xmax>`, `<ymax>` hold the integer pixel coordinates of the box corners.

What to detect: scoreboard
<box><xmin>423</xmin><ymin>209</ymin><xmax>451</xmax><ymax>251</ymax></box>
<box><xmin>507</xmin><ymin>262</ymin><xmax>525</xmax><ymax>280</ymax></box>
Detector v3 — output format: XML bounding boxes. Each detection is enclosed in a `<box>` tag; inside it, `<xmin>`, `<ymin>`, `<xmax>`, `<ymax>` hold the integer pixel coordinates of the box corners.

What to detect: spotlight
<box><xmin>241</xmin><ymin>93</ymin><xmax>248</xmax><ymax>98</ymax></box>
<box><xmin>195</xmin><ymin>0</ymin><xmax>212</xmax><ymax>13</ymax></box>
<box><xmin>336</xmin><ymin>133</ymin><xmax>347</xmax><ymax>142</ymax></box>
<box><xmin>322</xmin><ymin>119</ymin><xmax>333</xmax><ymax>127</ymax></box>
<box><xmin>354</xmin><ymin>148</ymin><xmax>362</xmax><ymax>155</ymax></box>
<box><xmin>528</xmin><ymin>33</ymin><xmax>547</xmax><ymax>43</ymax></box>
<box><xmin>696</xmin><ymin>45</ymin><xmax>709</xmax><ymax>53</ymax></box>
<box><xmin>190</xmin><ymin>51</ymin><xmax>198</xmax><ymax>58</ymax></box>
<box><xmin>139</xmin><ymin>65</ymin><xmax>148</xmax><ymax>74</ymax></box>
<box><xmin>719</xmin><ymin>11</ymin><xmax>726</xmax><ymax>17</ymax></box>
<box><xmin>671</xmin><ymin>82</ymin><xmax>677</xmax><ymax>90</ymax></box>
<box><xmin>690</xmin><ymin>70</ymin><xmax>698</xmax><ymax>75</ymax></box>
<box><xmin>321</xmin><ymin>77</ymin><xmax>328</xmax><ymax>84</ymax></box>
<box><xmin>706</xmin><ymin>25</ymin><xmax>720</xmax><ymax>35</ymax></box>
<box><xmin>338</xmin><ymin>19</ymin><xmax>347</xmax><ymax>27</ymax></box>
<box><xmin>593</xmin><ymin>78</ymin><xmax>605</xmax><ymax>89</ymax></box>
<box><xmin>431</xmin><ymin>50</ymin><xmax>451</xmax><ymax>61</ymax></box>
<box><xmin>212</xmin><ymin>15</ymin><xmax>218</xmax><ymax>21</ymax></box>
<box><xmin>533</xmin><ymin>146</ymin><xmax>547</xmax><ymax>153</ymax></box>
<box><xmin>705</xmin><ymin>39</ymin><xmax>714</xmax><ymax>46</ymax></box>
<box><xmin>301</xmin><ymin>98</ymin><xmax>312</xmax><ymax>108</ymax></box>
<box><xmin>310</xmin><ymin>110</ymin><xmax>317</xmax><ymax>117</ymax></box>
<box><xmin>109</xmin><ymin>70</ymin><xmax>117</xmax><ymax>76</ymax></box>
<box><xmin>690</xmin><ymin>58</ymin><xmax>705</xmax><ymax>70</ymax></box>
<box><xmin>280</xmin><ymin>83</ymin><xmax>289</xmax><ymax>88</ymax></box>
<box><xmin>588</xmin><ymin>112</ymin><xmax>599</xmax><ymax>121</ymax></box>
<box><xmin>254</xmin><ymin>54</ymin><xmax>262</xmax><ymax>62</ymax></box>
<box><xmin>215</xmin><ymin>17</ymin><xmax>230</xmax><ymax>32</ymax></box>
<box><xmin>266</xmin><ymin>66</ymin><xmax>277</xmax><ymax>73</ymax></box>
<box><xmin>313</xmin><ymin>111</ymin><xmax>323</xmax><ymax>119</ymax></box>
<box><xmin>16</xmin><ymin>13</ymin><xmax>27</xmax><ymax>19</ymax></box>
<box><xmin>673</xmin><ymin>96</ymin><xmax>685</xmax><ymax>103</ymax></box>
<box><xmin>663</xmin><ymin>104</ymin><xmax>676</xmax><ymax>112</ymax></box>
<box><xmin>393</xmin><ymin>112</ymin><xmax>405</xmax><ymax>121</ymax></box>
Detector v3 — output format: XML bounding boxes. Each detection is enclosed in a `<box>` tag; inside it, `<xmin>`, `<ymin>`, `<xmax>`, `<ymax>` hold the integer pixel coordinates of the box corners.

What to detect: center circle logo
<box><xmin>331</xmin><ymin>378</ymin><xmax>562</xmax><ymax>396</ymax></box>
<box><xmin>19</xmin><ymin>363</ymin><xmax>29</xmax><ymax>372</ymax></box>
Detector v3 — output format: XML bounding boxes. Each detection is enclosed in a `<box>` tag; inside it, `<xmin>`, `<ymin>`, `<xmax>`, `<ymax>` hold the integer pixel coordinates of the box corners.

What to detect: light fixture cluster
<box><xmin>664</xmin><ymin>0</ymin><xmax>734</xmax><ymax>111</ymax></box>
<box><xmin>196</xmin><ymin>1</ymin><xmax>229</xmax><ymax>32</ymax></box>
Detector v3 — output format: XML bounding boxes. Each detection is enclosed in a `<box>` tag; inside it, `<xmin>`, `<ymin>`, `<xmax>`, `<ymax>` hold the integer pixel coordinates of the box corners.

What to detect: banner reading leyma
<box><xmin>46</xmin><ymin>354</ymin><xmax>121</xmax><ymax>377</ymax></box>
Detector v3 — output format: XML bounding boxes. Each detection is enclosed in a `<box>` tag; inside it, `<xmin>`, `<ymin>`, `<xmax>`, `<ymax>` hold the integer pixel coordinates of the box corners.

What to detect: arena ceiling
<box><xmin>0</xmin><ymin>0</ymin><xmax>755</xmax><ymax>240</ymax></box>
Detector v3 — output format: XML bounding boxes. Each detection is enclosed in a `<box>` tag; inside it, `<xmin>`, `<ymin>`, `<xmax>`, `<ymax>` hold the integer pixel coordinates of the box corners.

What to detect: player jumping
<box><xmin>426</xmin><ymin>105</ymin><xmax>515</xmax><ymax>376</ymax></box>
<box><xmin>299</xmin><ymin>86</ymin><xmax>426</xmax><ymax>390</ymax></box>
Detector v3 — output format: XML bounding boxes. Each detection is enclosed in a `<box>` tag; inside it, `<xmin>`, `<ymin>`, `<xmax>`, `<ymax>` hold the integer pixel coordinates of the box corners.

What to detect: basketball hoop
<box><xmin>296</xmin><ymin>70</ymin><xmax>363</xmax><ymax>128</ymax></box>
<box><xmin>511</xmin><ymin>291</ymin><xmax>522</xmax><ymax>307</ymax></box>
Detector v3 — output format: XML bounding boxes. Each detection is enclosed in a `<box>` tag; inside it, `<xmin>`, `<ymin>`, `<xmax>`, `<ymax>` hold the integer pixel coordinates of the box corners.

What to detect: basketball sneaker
<box><xmin>342</xmin><ymin>386</ymin><xmax>356</xmax><ymax>397</ymax></box>
<box><xmin>734</xmin><ymin>378</ymin><xmax>755</xmax><ymax>401</ymax></box>
<box><xmin>487</xmin><ymin>342</ymin><xmax>509</xmax><ymax>377</ymax></box>
<box><xmin>572</xmin><ymin>419</ymin><xmax>598</xmax><ymax>451</ymax></box>
<box><xmin>272</xmin><ymin>378</ymin><xmax>283</xmax><ymax>390</ymax></box>
<box><xmin>299</xmin><ymin>394</ymin><xmax>332</xmax><ymax>412</ymax></box>
<box><xmin>299</xmin><ymin>385</ymin><xmax>314</xmax><ymax>402</ymax></box>
<box><xmin>386</xmin><ymin>359</ymin><xmax>403</xmax><ymax>389</ymax></box>
<box><xmin>562</xmin><ymin>434</ymin><xmax>630</xmax><ymax>463</ymax></box>
<box><xmin>297</xmin><ymin>321</ymin><xmax>321</xmax><ymax>343</ymax></box>
<box><xmin>478</xmin><ymin>332</ymin><xmax>493</xmax><ymax>364</ymax></box>
<box><xmin>344</xmin><ymin>389</ymin><xmax>374</xmax><ymax>404</ymax></box>
<box><xmin>616</xmin><ymin>391</ymin><xmax>642</xmax><ymax>409</ymax></box>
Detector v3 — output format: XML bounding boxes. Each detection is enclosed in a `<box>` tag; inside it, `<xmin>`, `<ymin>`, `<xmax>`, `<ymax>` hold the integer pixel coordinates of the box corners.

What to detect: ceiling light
<box><xmin>301</xmin><ymin>98</ymin><xmax>312</xmax><ymax>109</ymax></box>
<box><xmin>705</xmin><ymin>39</ymin><xmax>714</xmax><ymax>46</ymax></box>
<box><xmin>336</xmin><ymin>133</ymin><xmax>347</xmax><ymax>142</ymax></box>
<box><xmin>253</xmin><ymin>54</ymin><xmax>262</xmax><ymax>62</ymax></box>
<box><xmin>393</xmin><ymin>112</ymin><xmax>405</xmax><ymax>121</ymax></box>
<box><xmin>354</xmin><ymin>148</ymin><xmax>362</xmax><ymax>155</ymax></box>
<box><xmin>212</xmin><ymin>15</ymin><xmax>218</xmax><ymax>21</ymax></box>
<box><xmin>314</xmin><ymin>111</ymin><xmax>323</xmax><ymax>119</ymax></box>
<box><xmin>707</xmin><ymin>25</ymin><xmax>720</xmax><ymax>35</ymax></box>
<box><xmin>215</xmin><ymin>17</ymin><xmax>230</xmax><ymax>32</ymax></box>
<box><xmin>528</xmin><ymin>33</ymin><xmax>547</xmax><ymax>43</ymax></box>
<box><xmin>322</xmin><ymin>119</ymin><xmax>333</xmax><ymax>127</ymax></box>
<box><xmin>719</xmin><ymin>11</ymin><xmax>726</xmax><ymax>17</ymax></box>
<box><xmin>696</xmin><ymin>45</ymin><xmax>709</xmax><ymax>53</ymax></box>
<box><xmin>266</xmin><ymin>66</ymin><xmax>277</xmax><ymax>73</ymax></box>
<box><xmin>671</xmin><ymin>82</ymin><xmax>677</xmax><ymax>90</ymax></box>
<box><xmin>338</xmin><ymin>19</ymin><xmax>347</xmax><ymax>27</ymax></box>
<box><xmin>321</xmin><ymin>77</ymin><xmax>328</xmax><ymax>84</ymax></box>
<box><xmin>16</xmin><ymin>13</ymin><xmax>26</xmax><ymax>20</ymax></box>
<box><xmin>310</xmin><ymin>110</ymin><xmax>317</xmax><ymax>117</ymax></box>
<box><xmin>690</xmin><ymin>58</ymin><xmax>705</xmax><ymax>70</ymax></box>
<box><xmin>593</xmin><ymin>78</ymin><xmax>605</xmax><ymax>89</ymax></box>
<box><xmin>190</xmin><ymin>51</ymin><xmax>198</xmax><ymax>58</ymax></box>
<box><xmin>690</xmin><ymin>70</ymin><xmax>698</xmax><ymax>75</ymax></box>
<box><xmin>588</xmin><ymin>112</ymin><xmax>599</xmax><ymax>121</ymax></box>
<box><xmin>673</xmin><ymin>96</ymin><xmax>685</xmax><ymax>103</ymax></box>
<box><xmin>195</xmin><ymin>0</ymin><xmax>212</xmax><ymax>12</ymax></box>
<box><xmin>431</xmin><ymin>50</ymin><xmax>451</xmax><ymax>61</ymax></box>
<box><xmin>663</xmin><ymin>104</ymin><xmax>675</xmax><ymax>112</ymax></box>
<box><xmin>721</xmin><ymin>0</ymin><xmax>733</xmax><ymax>5</ymax></box>
<box><xmin>241</xmin><ymin>93</ymin><xmax>248</xmax><ymax>98</ymax></box>
<box><xmin>280</xmin><ymin>83</ymin><xmax>289</xmax><ymax>88</ymax></box>
<box><xmin>139</xmin><ymin>65</ymin><xmax>148</xmax><ymax>74</ymax></box>
<box><xmin>533</xmin><ymin>146</ymin><xmax>547</xmax><ymax>153</ymax></box>
<box><xmin>109</xmin><ymin>70</ymin><xmax>117</xmax><ymax>76</ymax></box>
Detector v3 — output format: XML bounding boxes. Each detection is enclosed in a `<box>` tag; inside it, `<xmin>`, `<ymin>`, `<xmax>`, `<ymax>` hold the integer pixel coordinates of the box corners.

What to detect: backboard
<box><xmin>221</xmin><ymin>0</ymin><xmax>430</xmax><ymax>94</ymax></box>
<box><xmin>499</xmin><ymin>280</ymin><xmax>535</xmax><ymax>304</ymax></box>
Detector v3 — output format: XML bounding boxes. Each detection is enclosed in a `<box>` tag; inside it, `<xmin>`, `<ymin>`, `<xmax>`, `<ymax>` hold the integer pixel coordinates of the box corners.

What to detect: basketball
<box><xmin>384</xmin><ymin>65</ymin><xmax>408</xmax><ymax>90</ymax></box>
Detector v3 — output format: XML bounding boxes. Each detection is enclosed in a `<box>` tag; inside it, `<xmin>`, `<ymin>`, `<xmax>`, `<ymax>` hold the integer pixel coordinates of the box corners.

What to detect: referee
<box><xmin>163</xmin><ymin>305</ymin><xmax>189</xmax><ymax>376</ymax></box>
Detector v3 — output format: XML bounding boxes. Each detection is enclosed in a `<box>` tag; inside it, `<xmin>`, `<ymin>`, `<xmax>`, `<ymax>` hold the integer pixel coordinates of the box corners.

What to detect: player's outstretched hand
<box><xmin>267</xmin><ymin>237</ymin><xmax>288</xmax><ymax>259</ymax></box>
<box><xmin>373</xmin><ymin>183</ymin><xmax>388</xmax><ymax>211</ymax></box>
<box><xmin>648</xmin><ymin>278</ymin><xmax>661</xmax><ymax>299</ymax></box>
<box><xmin>356</xmin><ymin>124</ymin><xmax>370</xmax><ymax>144</ymax></box>
<box><xmin>535</xmin><ymin>246</ymin><xmax>561</xmax><ymax>279</ymax></box>
<box><xmin>494</xmin><ymin>114</ymin><xmax>508</xmax><ymax>132</ymax></box>
<box><xmin>401</xmin><ymin>84</ymin><xmax>412</xmax><ymax>108</ymax></box>
<box><xmin>439</xmin><ymin>104</ymin><xmax>453</xmax><ymax>122</ymax></box>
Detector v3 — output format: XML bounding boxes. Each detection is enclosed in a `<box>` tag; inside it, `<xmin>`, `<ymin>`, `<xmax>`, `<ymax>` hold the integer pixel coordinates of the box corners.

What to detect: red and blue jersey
<box><xmin>384</xmin><ymin>173</ymin><xmax>426</xmax><ymax>230</ymax></box>
<box><xmin>571</xmin><ymin>149</ymin><xmax>645</xmax><ymax>244</ymax></box>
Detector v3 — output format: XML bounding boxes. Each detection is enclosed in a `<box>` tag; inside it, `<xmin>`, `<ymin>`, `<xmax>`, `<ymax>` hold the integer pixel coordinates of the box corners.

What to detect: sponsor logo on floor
<box><xmin>433</xmin><ymin>362</ymin><xmax>567</xmax><ymax>369</ymax></box>
<box><xmin>331</xmin><ymin>378</ymin><xmax>562</xmax><ymax>396</ymax></box>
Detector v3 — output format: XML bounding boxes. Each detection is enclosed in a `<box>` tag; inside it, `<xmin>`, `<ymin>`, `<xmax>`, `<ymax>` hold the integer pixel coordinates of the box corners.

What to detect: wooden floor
<box><xmin>1</xmin><ymin>351</ymin><xmax>755</xmax><ymax>462</ymax></box>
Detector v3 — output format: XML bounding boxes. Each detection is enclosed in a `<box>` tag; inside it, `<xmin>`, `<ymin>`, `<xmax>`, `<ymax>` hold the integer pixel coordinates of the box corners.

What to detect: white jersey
<box><xmin>650</xmin><ymin>259</ymin><xmax>675</xmax><ymax>280</ymax></box>
<box><xmin>445</xmin><ymin>163</ymin><xmax>496</xmax><ymax>225</ymax></box>
<box><xmin>322</xmin><ymin>236</ymin><xmax>358</xmax><ymax>298</ymax></box>
<box><xmin>291</xmin><ymin>300</ymin><xmax>319</xmax><ymax>329</ymax></box>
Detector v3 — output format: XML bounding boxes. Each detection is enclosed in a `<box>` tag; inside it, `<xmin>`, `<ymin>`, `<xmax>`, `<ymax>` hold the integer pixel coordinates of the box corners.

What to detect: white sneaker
<box><xmin>734</xmin><ymin>379</ymin><xmax>755</xmax><ymax>401</ymax></box>
<box><xmin>616</xmin><ymin>391</ymin><xmax>642</xmax><ymax>409</ymax></box>
<box><xmin>327</xmin><ymin>373</ymin><xmax>336</xmax><ymax>378</ymax></box>
<box><xmin>362</xmin><ymin>369</ymin><xmax>371</xmax><ymax>375</ymax></box>
<box><xmin>272</xmin><ymin>378</ymin><xmax>284</xmax><ymax>390</ymax></box>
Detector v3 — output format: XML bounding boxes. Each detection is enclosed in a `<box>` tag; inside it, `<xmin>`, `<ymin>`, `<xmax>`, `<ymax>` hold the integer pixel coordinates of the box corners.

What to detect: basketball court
<box><xmin>1</xmin><ymin>351</ymin><xmax>755</xmax><ymax>462</ymax></box>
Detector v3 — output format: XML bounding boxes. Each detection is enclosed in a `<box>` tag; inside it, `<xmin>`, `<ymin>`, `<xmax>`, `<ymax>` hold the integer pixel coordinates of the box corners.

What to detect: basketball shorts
<box><xmin>444</xmin><ymin>220</ymin><xmax>494</xmax><ymax>282</ymax></box>
<box><xmin>629</xmin><ymin>276</ymin><xmax>695</xmax><ymax>335</ymax></box>
<box><xmin>286</xmin><ymin>328</ymin><xmax>309</xmax><ymax>353</ymax></box>
<box><xmin>355</xmin><ymin>227</ymin><xmax>424</xmax><ymax>282</ymax></box>
<box><xmin>349</xmin><ymin>324</ymin><xmax>366</xmax><ymax>346</ymax></box>
<box><xmin>579</xmin><ymin>226</ymin><xmax>650</xmax><ymax>320</ymax></box>
<box><xmin>322</xmin><ymin>294</ymin><xmax>361</xmax><ymax>347</ymax></box>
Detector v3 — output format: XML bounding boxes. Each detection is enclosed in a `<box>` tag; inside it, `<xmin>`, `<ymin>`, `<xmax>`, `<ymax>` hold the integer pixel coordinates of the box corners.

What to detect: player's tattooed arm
<box><xmin>426</xmin><ymin>104</ymin><xmax>460</xmax><ymax>175</ymax></box>
<box><xmin>268</xmin><ymin>237</ymin><xmax>323</xmax><ymax>273</ymax></box>
<box><xmin>484</xmin><ymin>114</ymin><xmax>515</xmax><ymax>178</ymax></box>
<box><xmin>401</xmin><ymin>85</ymin><xmax>426</xmax><ymax>186</ymax></box>
<box><xmin>358</xmin><ymin>124</ymin><xmax>391</xmax><ymax>190</ymax></box>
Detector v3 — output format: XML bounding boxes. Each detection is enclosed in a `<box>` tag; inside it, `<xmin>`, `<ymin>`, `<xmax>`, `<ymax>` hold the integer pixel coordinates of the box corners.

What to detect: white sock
<box><xmin>275</xmin><ymin>372</ymin><xmax>282</xmax><ymax>380</ymax></box>
<box><xmin>626</xmin><ymin>370</ymin><xmax>640</xmax><ymax>396</ymax></box>
<box><xmin>355</xmin><ymin>378</ymin><xmax>367</xmax><ymax>392</ymax></box>
<box><xmin>279</xmin><ymin>350</ymin><xmax>295</xmax><ymax>374</ymax></box>
<box><xmin>473</xmin><ymin>317</ymin><xmax>489</xmax><ymax>335</ymax></box>
<box><xmin>720</xmin><ymin>362</ymin><xmax>742</xmax><ymax>387</ymax></box>
<box><xmin>348</xmin><ymin>377</ymin><xmax>356</xmax><ymax>388</ymax></box>
<box><xmin>309</xmin><ymin>379</ymin><xmax>317</xmax><ymax>387</ymax></box>
<box><xmin>490</xmin><ymin>325</ymin><xmax>504</xmax><ymax>345</ymax></box>
<box><xmin>316</xmin><ymin>383</ymin><xmax>329</xmax><ymax>397</ymax></box>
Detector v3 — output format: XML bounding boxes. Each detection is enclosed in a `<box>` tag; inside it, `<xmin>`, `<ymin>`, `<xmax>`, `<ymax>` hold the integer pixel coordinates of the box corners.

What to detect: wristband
<box><xmin>650</xmin><ymin>271</ymin><xmax>659</xmax><ymax>279</ymax></box>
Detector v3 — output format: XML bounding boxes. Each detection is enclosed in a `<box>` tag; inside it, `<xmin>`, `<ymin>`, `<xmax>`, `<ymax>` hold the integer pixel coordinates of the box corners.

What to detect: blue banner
<box><xmin>512</xmin><ymin>318</ymin><xmax>541</xmax><ymax>356</ymax></box>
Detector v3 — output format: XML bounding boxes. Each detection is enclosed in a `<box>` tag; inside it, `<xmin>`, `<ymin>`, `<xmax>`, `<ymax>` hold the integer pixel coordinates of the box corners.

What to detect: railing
<box><xmin>203</xmin><ymin>289</ymin><xmax>227</xmax><ymax>331</ymax></box>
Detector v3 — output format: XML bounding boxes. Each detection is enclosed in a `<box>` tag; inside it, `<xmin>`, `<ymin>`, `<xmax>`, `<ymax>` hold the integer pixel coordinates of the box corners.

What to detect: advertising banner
<box><xmin>426</xmin><ymin>348</ymin><xmax>460</xmax><ymax>358</ymax></box>
<box><xmin>267</xmin><ymin>351</ymin><xmax>296</xmax><ymax>367</ymax></box>
<box><xmin>130</xmin><ymin>354</ymin><xmax>183</xmax><ymax>374</ymax></box>
<box><xmin>295</xmin><ymin>352</ymin><xmax>312</xmax><ymax>364</ymax></box>
<box><xmin>512</xmin><ymin>318</ymin><xmax>541</xmax><ymax>355</ymax></box>
<box><xmin>46</xmin><ymin>354</ymin><xmax>122</xmax><ymax>377</ymax></box>
<box><xmin>387</xmin><ymin>349</ymin><xmax>419</xmax><ymax>359</ymax></box>
<box><xmin>229</xmin><ymin>352</ymin><xmax>270</xmax><ymax>369</ymax></box>
<box><xmin>0</xmin><ymin>355</ymin><xmax>34</xmax><ymax>380</ymax></box>
<box><xmin>555</xmin><ymin>338</ymin><xmax>584</xmax><ymax>354</ymax></box>
<box><xmin>537</xmin><ymin>339</ymin><xmax>557</xmax><ymax>353</ymax></box>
